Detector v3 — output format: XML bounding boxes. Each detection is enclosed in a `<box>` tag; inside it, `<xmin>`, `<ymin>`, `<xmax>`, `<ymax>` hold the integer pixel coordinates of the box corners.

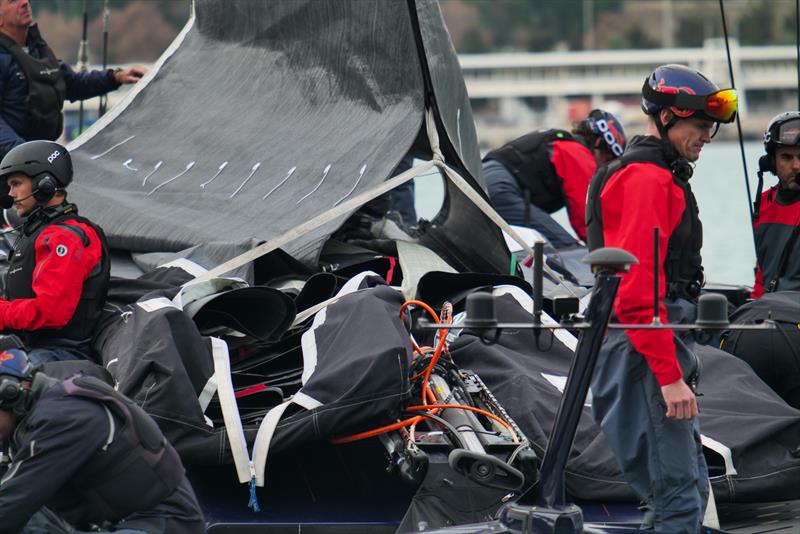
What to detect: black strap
<box><xmin>641</xmin><ymin>78</ymin><xmax>708</xmax><ymax>111</ymax></box>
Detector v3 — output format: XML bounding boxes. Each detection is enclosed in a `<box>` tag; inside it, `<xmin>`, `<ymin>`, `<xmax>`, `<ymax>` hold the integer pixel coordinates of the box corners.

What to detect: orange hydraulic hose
<box><xmin>400</xmin><ymin>300</ymin><xmax>440</xmax><ymax>362</ymax></box>
<box><xmin>330</xmin><ymin>416</ymin><xmax>422</xmax><ymax>444</ymax></box>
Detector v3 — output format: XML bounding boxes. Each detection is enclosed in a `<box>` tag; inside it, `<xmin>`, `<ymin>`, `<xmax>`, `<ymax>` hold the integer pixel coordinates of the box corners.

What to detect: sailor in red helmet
<box><xmin>751</xmin><ymin>112</ymin><xmax>800</xmax><ymax>297</ymax></box>
<box><xmin>0</xmin><ymin>140</ymin><xmax>109</xmax><ymax>364</ymax></box>
<box><xmin>585</xmin><ymin>64</ymin><xmax>737</xmax><ymax>532</ymax></box>
<box><xmin>483</xmin><ymin>109</ymin><xmax>626</xmax><ymax>247</ymax></box>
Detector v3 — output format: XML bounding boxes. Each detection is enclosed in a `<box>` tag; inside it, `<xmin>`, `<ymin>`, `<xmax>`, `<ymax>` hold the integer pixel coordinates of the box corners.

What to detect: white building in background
<box><xmin>459</xmin><ymin>39</ymin><xmax>797</xmax><ymax>147</ymax></box>
<box><xmin>64</xmin><ymin>42</ymin><xmax>796</xmax><ymax>148</ymax></box>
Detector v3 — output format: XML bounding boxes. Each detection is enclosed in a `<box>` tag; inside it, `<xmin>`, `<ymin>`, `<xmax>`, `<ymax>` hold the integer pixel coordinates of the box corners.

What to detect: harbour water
<box><xmin>414</xmin><ymin>140</ymin><xmax>765</xmax><ymax>287</ymax></box>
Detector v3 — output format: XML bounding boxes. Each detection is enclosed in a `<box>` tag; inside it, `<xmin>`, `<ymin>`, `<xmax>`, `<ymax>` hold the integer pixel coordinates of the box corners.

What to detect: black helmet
<box><xmin>763</xmin><ymin>111</ymin><xmax>800</xmax><ymax>154</ymax></box>
<box><xmin>759</xmin><ymin>111</ymin><xmax>800</xmax><ymax>174</ymax></box>
<box><xmin>586</xmin><ymin>109</ymin><xmax>627</xmax><ymax>157</ymax></box>
<box><xmin>0</xmin><ymin>140</ymin><xmax>73</xmax><ymax>205</ymax></box>
<box><xmin>641</xmin><ymin>64</ymin><xmax>737</xmax><ymax>125</ymax></box>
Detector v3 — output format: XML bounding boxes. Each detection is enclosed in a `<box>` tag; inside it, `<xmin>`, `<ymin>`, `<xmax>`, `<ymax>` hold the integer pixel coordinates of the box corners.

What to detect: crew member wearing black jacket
<box><xmin>0</xmin><ymin>0</ymin><xmax>146</xmax><ymax>157</ymax></box>
<box><xmin>482</xmin><ymin>109</ymin><xmax>626</xmax><ymax>247</ymax></box>
<box><xmin>0</xmin><ymin>347</ymin><xmax>205</xmax><ymax>533</ymax></box>
<box><xmin>0</xmin><ymin>140</ymin><xmax>110</xmax><ymax>364</ymax></box>
<box><xmin>752</xmin><ymin>111</ymin><xmax>800</xmax><ymax>297</ymax></box>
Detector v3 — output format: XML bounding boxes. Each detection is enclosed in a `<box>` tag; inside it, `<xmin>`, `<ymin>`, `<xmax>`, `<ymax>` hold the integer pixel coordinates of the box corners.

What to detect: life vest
<box><xmin>0</xmin><ymin>25</ymin><xmax>66</xmax><ymax>140</ymax></box>
<box><xmin>5</xmin><ymin>205</ymin><xmax>110</xmax><ymax>347</ymax></box>
<box><xmin>40</xmin><ymin>374</ymin><xmax>185</xmax><ymax>526</ymax></box>
<box><xmin>754</xmin><ymin>187</ymin><xmax>800</xmax><ymax>293</ymax></box>
<box><xmin>586</xmin><ymin>135</ymin><xmax>703</xmax><ymax>299</ymax></box>
<box><xmin>483</xmin><ymin>129</ymin><xmax>575</xmax><ymax>213</ymax></box>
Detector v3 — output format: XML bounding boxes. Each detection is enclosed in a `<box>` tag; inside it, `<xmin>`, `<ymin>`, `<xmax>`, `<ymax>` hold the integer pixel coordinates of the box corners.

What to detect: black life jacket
<box><xmin>586</xmin><ymin>135</ymin><xmax>703</xmax><ymax>299</ymax></box>
<box><xmin>5</xmin><ymin>204</ymin><xmax>110</xmax><ymax>347</ymax></box>
<box><xmin>755</xmin><ymin>187</ymin><xmax>800</xmax><ymax>293</ymax></box>
<box><xmin>483</xmin><ymin>129</ymin><xmax>576</xmax><ymax>213</ymax></box>
<box><xmin>41</xmin><ymin>374</ymin><xmax>185</xmax><ymax>526</ymax></box>
<box><xmin>0</xmin><ymin>25</ymin><xmax>66</xmax><ymax>140</ymax></box>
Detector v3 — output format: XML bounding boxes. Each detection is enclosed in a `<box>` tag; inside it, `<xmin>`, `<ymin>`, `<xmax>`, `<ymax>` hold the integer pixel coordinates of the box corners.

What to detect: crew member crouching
<box><xmin>0</xmin><ymin>140</ymin><xmax>109</xmax><ymax>364</ymax></box>
<box><xmin>0</xmin><ymin>347</ymin><xmax>205</xmax><ymax>533</ymax></box>
<box><xmin>482</xmin><ymin>109</ymin><xmax>626</xmax><ymax>247</ymax></box>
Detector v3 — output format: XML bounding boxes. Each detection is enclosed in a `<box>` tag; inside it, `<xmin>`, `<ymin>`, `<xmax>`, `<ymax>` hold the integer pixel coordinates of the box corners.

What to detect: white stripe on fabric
<box><xmin>492</xmin><ymin>285</ymin><xmax>578</xmax><ymax>351</ymax></box>
<box><xmin>300</xmin><ymin>307</ymin><xmax>325</xmax><ymax>385</ymax></box>
<box><xmin>292</xmin><ymin>391</ymin><xmax>322</xmax><ymax>410</ymax></box>
<box><xmin>253</xmin><ymin>400</ymin><xmax>293</xmax><ymax>487</ymax></box>
<box><xmin>102</xmin><ymin>405</ymin><xmax>116</xmax><ymax>451</ymax></box>
<box><xmin>210</xmin><ymin>337</ymin><xmax>251</xmax><ymax>483</ymax></box>
<box><xmin>396</xmin><ymin>240</ymin><xmax>455</xmax><ymax>300</ymax></box>
<box><xmin>198</xmin><ymin>375</ymin><xmax>217</xmax><ymax>413</ymax></box>
<box><xmin>292</xmin><ymin>271</ymin><xmax>380</xmax><ymax>326</ymax></box>
<box><xmin>298</xmin><ymin>270</ymin><xmax>379</xmax><ymax>383</ymax></box>
<box><xmin>136</xmin><ymin>297</ymin><xmax>180</xmax><ymax>313</ymax></box>
<box><xmin>701</xmin><ymin>434</ymin><xmax>738</xmax><ymax>476</ymax></box>
<box><xmin>158</xmin><ymin>258</ymin><xmax>208</xmax><ymax>277</ymax></box>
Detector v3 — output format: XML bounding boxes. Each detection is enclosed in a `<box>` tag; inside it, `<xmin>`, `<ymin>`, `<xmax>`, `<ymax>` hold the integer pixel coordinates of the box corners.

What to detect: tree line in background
<box><xmin>442</xmin><ymin>0</ymin><xmax>799</xmax><ymax>53</ymax></box>
<box><xmin>31</xmin><ymin>0</ymin><xmax>799</xmax><ymax>66</ymax></box>
<box><xmin>33</xmin><ymin>0</ymin><xmax>189</xmax><ymax>65</ymax></box>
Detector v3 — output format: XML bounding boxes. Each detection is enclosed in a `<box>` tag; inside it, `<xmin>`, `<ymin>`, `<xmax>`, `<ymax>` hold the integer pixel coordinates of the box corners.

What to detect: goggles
<box><xmin>771</xmin><ymin>118</ymin><xmax>800</xmax><ymax>146</ymax></box>
<box><xmin>642</xmin><ymin>80</ymin><xmax>738</xmax><ymax>124</ymax></box>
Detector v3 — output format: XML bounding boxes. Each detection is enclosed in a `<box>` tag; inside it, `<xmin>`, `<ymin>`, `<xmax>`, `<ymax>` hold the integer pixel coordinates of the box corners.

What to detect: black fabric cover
<box><xmin>92</xmin><ymin>291</ymin><xmax>224</xmax><ymax>465</ymax></box>
<box><xmin>184</xmin><ymin>285</ymin><xmax>296</xmax><ymax>342</ymax></box>
<box><xmin>722</xmin><ymin>290</ymin><xmax>800</xmax><ymax>409</ymax></box>
<box><xmin>396</xmin><ymin>455</ymin><xmax>512</xmax><ymax>533</ymax></box>
<box><xmin>449</xmin><ymin>292</ymin><xmax>800</xmax><ymax>503</ymax></box>
<box><xmin>267</xmin><ymin>279</ymin><xmax>414</xmax><ymax>455</ymax></box>
<box><xmin>450</xmin><ymin>293</ymin><xmax>634</xmax><ymax>502</ymax></box>
<box><xmin>416</xmin><ymin>271</ymin><xmax>531</xmax><ymax>310</ymax></box>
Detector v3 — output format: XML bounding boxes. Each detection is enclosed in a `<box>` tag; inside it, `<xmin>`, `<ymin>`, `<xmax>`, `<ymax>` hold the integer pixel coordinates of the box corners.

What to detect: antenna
<box><xmin>653</xmin><ymin>227</ymin><xmax>661</xmax><ymax>325</ymax></box>
<box><xmin>718</xmin><ymin>0</ymin><xmax>757</xmax><ymax>254</ymax></box>
<box><xmin>77</xmin><ymin>0</ymin><xmax>89</xmax><ymax>134</ymax></box>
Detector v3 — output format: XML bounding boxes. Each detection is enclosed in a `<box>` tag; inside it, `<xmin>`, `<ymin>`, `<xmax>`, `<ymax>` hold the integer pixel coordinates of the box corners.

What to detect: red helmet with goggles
<box><xmin>641</xmin><ymin>64</ymin><xmax>737</xmax><ymax>125</ymax></box>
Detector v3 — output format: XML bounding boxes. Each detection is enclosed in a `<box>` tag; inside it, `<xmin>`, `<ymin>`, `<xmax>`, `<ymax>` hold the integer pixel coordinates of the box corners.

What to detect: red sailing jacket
<box><xmin>599</xmin><ymin>162</ymin><xmax>687</xmax><ymax>386</ymax></box>
<box><xmin>0</xmin><ymin>219</ymin><xmax>103</xmax><ymax>332</ymax></box>
<box><xmin>550</xmin><ymin>139</ymin><xmax>596</xmax><ymax>241</ymax></box>
<box><xmin>752</xmin><ymin>187</ymin><xmax>800</xmax><ymax>298</ymax></box>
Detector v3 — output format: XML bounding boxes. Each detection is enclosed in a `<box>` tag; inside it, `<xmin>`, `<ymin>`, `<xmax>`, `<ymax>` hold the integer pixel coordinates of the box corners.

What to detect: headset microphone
<box><xmin>0</xmin><ymin>189</ymin><xmax>41</xmax><ymax>211</ymax></box>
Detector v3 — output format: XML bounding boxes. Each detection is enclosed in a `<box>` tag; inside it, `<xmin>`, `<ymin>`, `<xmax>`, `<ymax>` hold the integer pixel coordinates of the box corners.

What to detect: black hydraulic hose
<box><xmin>718</xmin><ymin>0</ymin><xmax>758</xmax><ymax>249</ymax></box>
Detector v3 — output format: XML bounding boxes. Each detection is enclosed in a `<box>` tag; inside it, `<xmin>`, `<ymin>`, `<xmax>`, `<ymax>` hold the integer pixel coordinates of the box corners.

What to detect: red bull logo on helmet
<box><xmin>656</xmin><ymin>79</ymin><xmax>697</xmax><ymax>118</ymax></box>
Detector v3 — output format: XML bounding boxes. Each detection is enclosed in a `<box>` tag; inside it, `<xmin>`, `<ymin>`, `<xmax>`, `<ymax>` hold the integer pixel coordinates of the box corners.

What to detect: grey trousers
<box><xmin>591</xmin><ymin>299</ymin><xmax>708</xmax><ymax>533</ymax></box>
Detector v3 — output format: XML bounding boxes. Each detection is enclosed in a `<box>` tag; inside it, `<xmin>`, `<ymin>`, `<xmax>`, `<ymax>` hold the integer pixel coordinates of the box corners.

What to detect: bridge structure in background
<box><xmin>460</xmin><ymin>39</ymin><xmax>798</xmax><ymax>146</ymax></box>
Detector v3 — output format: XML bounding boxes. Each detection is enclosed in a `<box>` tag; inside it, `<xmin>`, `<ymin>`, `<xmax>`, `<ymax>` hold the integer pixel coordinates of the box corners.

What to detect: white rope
<box><xmin>422</xmin><ymin>110</ymin><xmax>581</xmax><ymax>298</ymax></box>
